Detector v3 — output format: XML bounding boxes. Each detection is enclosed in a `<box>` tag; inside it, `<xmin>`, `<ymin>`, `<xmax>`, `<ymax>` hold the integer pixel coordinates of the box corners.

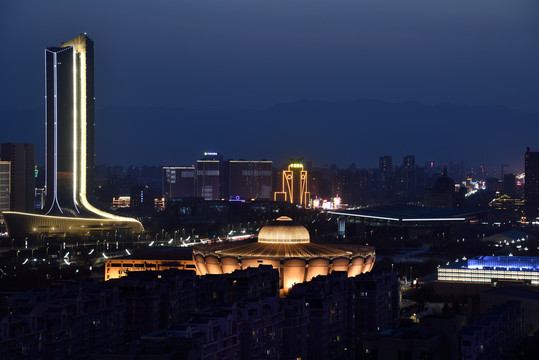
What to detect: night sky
<box><xmin>1</xmin><ymin>1</ymin><xmax>538</xmax><ymax>170</ymax></box>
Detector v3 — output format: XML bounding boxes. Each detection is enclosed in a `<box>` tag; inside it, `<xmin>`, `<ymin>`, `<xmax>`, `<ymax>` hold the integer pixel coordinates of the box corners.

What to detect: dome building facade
<box><xmin>193</xmin><ymin>216</ymin><xmax>375</xmax><ymax>294</ymax></box>
<box><xmin>424</xmin><ymin>167</ymin><xmax>457</xmax><ymax>208</ymax></box>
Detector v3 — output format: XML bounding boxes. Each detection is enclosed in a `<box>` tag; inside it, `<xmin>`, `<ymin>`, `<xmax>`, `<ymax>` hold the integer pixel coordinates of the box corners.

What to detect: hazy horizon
<box><xmin>1</xmin><ymin>1</ymin><xmax>538</xmax><ymax>172</ymax></box>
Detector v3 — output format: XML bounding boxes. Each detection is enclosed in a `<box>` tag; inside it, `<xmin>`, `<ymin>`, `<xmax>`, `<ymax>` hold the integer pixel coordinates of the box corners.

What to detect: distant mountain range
<box><xmin>1</xmin><ymin>99</ymin><xmax>537</xmax><ymax>171</ymax></box>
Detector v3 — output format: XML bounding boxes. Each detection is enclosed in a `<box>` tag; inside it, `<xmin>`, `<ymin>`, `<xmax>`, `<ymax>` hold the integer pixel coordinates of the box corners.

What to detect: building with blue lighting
<box><xmin>437</xmin><ymin>256</ymin><xmax>539</xmax><ymax>286</ymax></box>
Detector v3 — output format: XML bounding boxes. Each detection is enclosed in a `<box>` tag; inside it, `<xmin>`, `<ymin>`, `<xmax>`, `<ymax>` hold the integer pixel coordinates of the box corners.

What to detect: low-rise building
<box><xmin>105</xmin><ymin>247</ymin><xmax>197</xmax><ymax>280</ymax></box>
<box><xmin>460</xmin><ymin>301</ymin><xmax>523</xmax><ymax>360</ymax></box>
<box><xmin>0</xmin><ymin>280</ymin><xmax>124</xmax><ymax>360</ymax></box>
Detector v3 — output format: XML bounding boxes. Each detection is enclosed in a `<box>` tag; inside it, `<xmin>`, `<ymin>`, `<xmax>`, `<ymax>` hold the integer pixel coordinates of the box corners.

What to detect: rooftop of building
<box><xmin>327</xmin><ymin>204</ymin><xmax>481</xmax><ymax>222</ymax></box>
<box><xmin>483</xmin><ymin>286</ymin><xmax>539</xmax><ymax>300</ymax></box>
<box><xmin>482</xmin><ymin>230</ymin><xmax>536</xmax><ymax>243</ymax></box>
<box><xmin>441</xmin><ymin>255</ymin><xmax>539</xmax><ymax>271</ymax></box>
<box><xmin>112</xmin><ymin>247</ymin><xmax>194</xmax><ymax>261</ymax></box>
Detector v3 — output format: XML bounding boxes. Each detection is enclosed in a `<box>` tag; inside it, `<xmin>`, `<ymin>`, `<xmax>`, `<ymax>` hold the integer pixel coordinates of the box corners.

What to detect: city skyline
<box><xmin>2</xmin><ymin>101</ymin><xmax>537</xmax><ymax>172</ymax></box>
<box><xmin>0</xmin><ymin>1</ymin><xmax>538</xmax><ymax>169</ymax></box>
<box><xmin>1</xmin><ymin>3</ymin><xmax>539</xmax><ymax>358</ymax></box>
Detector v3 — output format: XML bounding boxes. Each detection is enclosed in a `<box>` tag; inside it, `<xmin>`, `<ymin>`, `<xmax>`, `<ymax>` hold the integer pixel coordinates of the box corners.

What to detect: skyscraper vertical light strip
<box><xmin>54</xmin><ymin>52</ymin><xmax>62</xmax><ymax>213</ymax></box>
<box><xmin>79</xmin><ymin>46</ymin><xmax>87</xmax><ymax>203</ymax></box>
<box><xmin>47</xmin><ymin>52</ymin><xmax>62</xmax><ymax>214</ymax></box>
<box><xmin>72</xmin><ymin>49</ymin><xmax>79</xmax><ymax>213</ymax></box>
<box><xmin>291</xmin><ymin>171</ymin><xmax>295</xmax><ymax>204</ymax></box>
<box><xmin>80</xmin><ymin>47</ymin><xmax>88</xmax><ymax>199</ymax></box>
<box><xmin>71</xmin><ymin>40</ymin><xmax>138</xmax><ymax>223</ymax></box>
<box><xmin>44</xmin><ymin>49</ymin><xmax>48</xmax><ymax>209</ymax></box>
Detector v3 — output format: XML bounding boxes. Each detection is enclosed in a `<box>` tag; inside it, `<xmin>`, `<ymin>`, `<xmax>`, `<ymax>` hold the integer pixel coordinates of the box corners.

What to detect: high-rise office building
<box><xmin>163</xmin><ymin>166</ymin><xmax>196</xmax><ymax>199</ymax></box>
<box><xmin>228</xmin><ymin>160</ymin><xmax>272</xmax><ymax>200</ymax></box>
<box><xmin>503</xmin><ymin>173</ymin><xmax>516</xmax><ymax>198</ymax></box>
<box><xmin>0</xmin><ymin>161</ymin><xmax>10</xmax><ymax>228</ymax></box>
<box><xmin>396</xmin><ymin>154</ymin><xmax>424</xmax><ymax>202</ymax></box>
<box><xmin>196</xmin><ymin>152</ymin><xmax>223</xmax><ymax>200</ymax></box>
<box><xmin>525</xmin><ymin>147</ymin><xmax>539</xmax><ymax>222</ymax></box>
<box><xmin>379</xmin><ymin>155</ymin><xmax>394</xmax><ymax>196</ymax></box>
<box><xmin>403</xmin><ymin>155</ymin><xmax>415</xmax><ymax>169</ymax></box>
<box><xmin>4</xmin><ymin>34</ymin><xmax>142</xmax><ymax>239</ymax></box>
<box><xmin>379</xmin><ymin>155</ymin><xmax>393</xmax><ymax>173</ymax></box>
<box><xmin>1</xmin><ymin>143</ymin><xmax>35</xmax><ymax>212</ymax></box>
<box><xmin>274</xmin><ymin>163</ymin><xmax>310</xmax><ymax>207</ymax></box>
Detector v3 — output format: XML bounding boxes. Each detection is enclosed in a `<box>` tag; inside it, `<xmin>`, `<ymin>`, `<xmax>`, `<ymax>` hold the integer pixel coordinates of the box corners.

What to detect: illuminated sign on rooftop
<box><xmin>204</xmin><ymin>152</ymin><xmax>218</xmax><ymax>156</ymax></box>
<box><xmin>289</xmin><ymin>163</ymin><xmax>303</xmax><ymax>168</ymax></box>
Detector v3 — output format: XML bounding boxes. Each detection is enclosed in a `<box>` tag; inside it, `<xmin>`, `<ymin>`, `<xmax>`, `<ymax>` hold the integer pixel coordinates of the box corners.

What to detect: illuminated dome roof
<box><xmin>258</xmin><ymin>216</ymin><xmax>310</xmax><ymax>244</ymax></box>
<box><xmin>216</xmin><ymin>241</ymin><xmax>352</xmax><ymax>258</ymax></box>
<box><xmin>193</xmin><ymin>216</ymin><xmax>375</xmax><ymax>261</ymax></box>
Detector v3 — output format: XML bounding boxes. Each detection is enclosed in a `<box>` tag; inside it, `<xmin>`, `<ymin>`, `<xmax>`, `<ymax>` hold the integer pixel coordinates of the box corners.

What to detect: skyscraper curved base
<box><xmin>3</xmin><ymin>211</ymin><xmax>144</xmax><ymax>240</ymax></box>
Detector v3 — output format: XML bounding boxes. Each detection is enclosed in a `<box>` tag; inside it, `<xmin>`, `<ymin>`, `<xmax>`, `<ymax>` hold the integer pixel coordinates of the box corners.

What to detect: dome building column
<box><xmin>338</xmin><ymin>217</ymin><xmax>346</xmax><ymax>237</ymax></box>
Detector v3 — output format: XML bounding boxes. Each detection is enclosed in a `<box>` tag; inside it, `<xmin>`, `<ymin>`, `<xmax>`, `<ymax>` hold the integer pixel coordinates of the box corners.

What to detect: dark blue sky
<box><xmin>1</xmin><ymin>1</ymin><xmax>538</xmax><ymax>169</ymax></box>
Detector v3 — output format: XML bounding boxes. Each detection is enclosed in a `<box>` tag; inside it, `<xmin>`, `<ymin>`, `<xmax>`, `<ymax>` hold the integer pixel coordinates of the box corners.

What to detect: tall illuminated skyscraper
<box><xmin>43</xmin><ymin>34</ymin><xmax>95</xmax><ymax>215</ymax></box>
<box><xmin>4</xmin><ymin>34</ymin><xmax>142</xmax><ymax>239</ymax></box>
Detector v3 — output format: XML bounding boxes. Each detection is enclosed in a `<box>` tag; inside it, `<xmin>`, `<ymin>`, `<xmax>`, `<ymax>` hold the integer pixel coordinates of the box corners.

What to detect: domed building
<box><xmin>193</xmin><ymin>216</ymin><xmax>375</xmax><ymax>294</ymax></box>
<box><xmin>425</xmin><ymin>168</ymin><xmax>457</xmax><ymax>208</ymax></box>
<box><xmin>432</xmin><ymin>174</ymin><xmax>456</xmax><ymax>194</ymax></box>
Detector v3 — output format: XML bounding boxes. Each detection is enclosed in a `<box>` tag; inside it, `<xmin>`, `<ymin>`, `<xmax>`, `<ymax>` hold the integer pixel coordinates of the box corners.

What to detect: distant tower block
<box><xmin>525</xmin><ymin>147</ymin><xmax>539</xmax><ymax>222</ymax></box>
